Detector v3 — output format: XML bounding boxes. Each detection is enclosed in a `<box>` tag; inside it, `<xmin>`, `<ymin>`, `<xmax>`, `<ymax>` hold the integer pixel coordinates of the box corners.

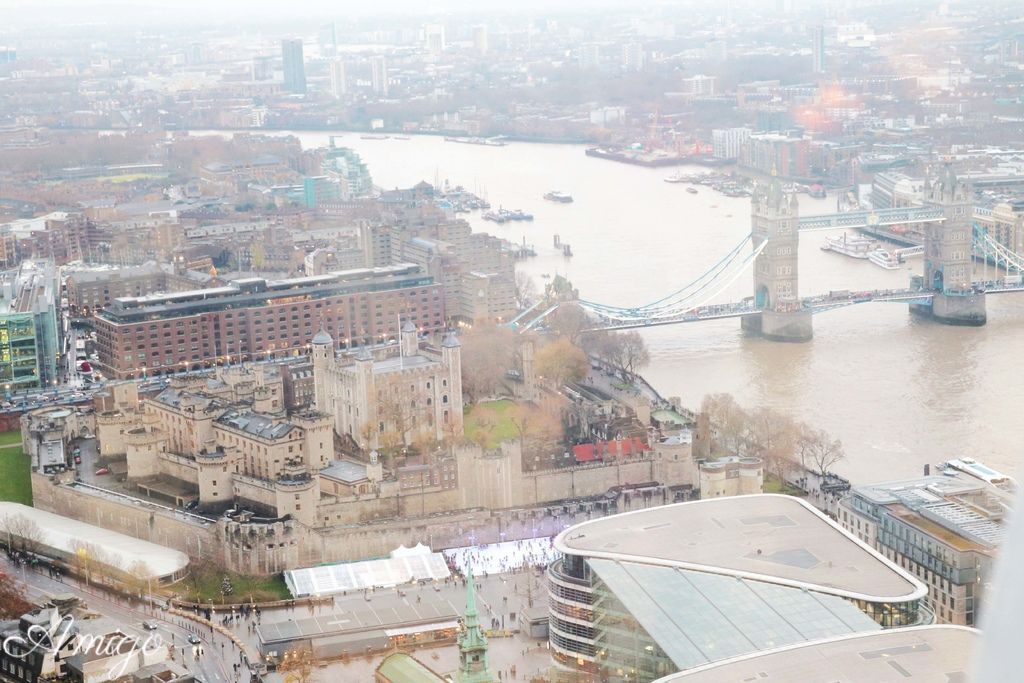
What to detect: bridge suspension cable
<box><xmin>576</xmin><ymin>234</ymin><xmax>754</xmax><ymax>316</ymax></box>
<box><xmin>973</xmin><ymin>224</ymin><xmax>1024</xmax><ymax>274</ymax></box>
<box><xmin>580</xmin><ymin>239</ymin><xmax>768</xmax><ymax>322</ymax></box>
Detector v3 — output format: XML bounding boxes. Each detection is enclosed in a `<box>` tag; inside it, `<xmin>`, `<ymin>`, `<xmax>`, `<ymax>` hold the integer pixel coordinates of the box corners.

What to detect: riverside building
<box><xmin>93</xmin><ymin>264</ymin><xmax>444</xmax><ymax>379</ymax></box>
<box><xmin>548</xmin><ymin>494</ymin><xmax>931</xmax><ymax>682</ymax></box>
<box><xmin>838</xmin><ymin>464</ymin><xmax>1012</xmax><ymax>626</ymax></box>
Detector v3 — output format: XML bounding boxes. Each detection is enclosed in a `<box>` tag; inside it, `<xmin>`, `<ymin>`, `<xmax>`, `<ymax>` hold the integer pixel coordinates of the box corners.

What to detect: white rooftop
<box><xmin>0</xmin><ymin>502</ymin><xmax>189</xmax><ymax>580</ymax></box>
<box><xmin>659</xmin><ymin>626</ymin><xmax>979</xmax><ymax>682</ymax></box>
<box><xmin>555</xmin><ymin>494</ymin><xmax>925</xmax><ymax>602</ymax></box>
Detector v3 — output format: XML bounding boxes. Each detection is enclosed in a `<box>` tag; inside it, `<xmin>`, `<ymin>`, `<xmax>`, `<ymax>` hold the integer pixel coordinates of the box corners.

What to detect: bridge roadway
<box><xmin>584</xmin><ymin>280</ymin><xmax>1024</xmax><ymax>331</ymax></box>
<box><xmin>798</xmin><ymin>206</ymin><xmax>945</xmax><ymax>231</ymax></box>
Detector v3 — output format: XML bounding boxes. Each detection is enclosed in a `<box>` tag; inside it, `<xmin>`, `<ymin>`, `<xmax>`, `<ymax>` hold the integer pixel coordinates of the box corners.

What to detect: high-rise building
<box><xmin>812</xmin><ymin>24</ymin><xmax>826</xmax><ymax>73</ymax></box>
<box><xmin>281</xmin><ymin>38</ymin><xmax>307</xmax><ymax>94</ymax></box>
<box><xmin>425</xmin><ymin>24</ymin><xmax>446</xmax><ymax>54</ymax></box>
<box><xmin>252</xmin><ymin>55</ymin><xmax>274</xmax><ymax>81</ymax></box>
<box><xmin>329</xmin><ymin>59</ymin><xmax>346</xmax><ymax>98</ymax></box>
<box><xmin>578</xmin><ymin>43</ymin><xmax>601</xmax><ymax>69</ymax></box>
<box><xmin>319</xmin><ymin>21</ymin><xmax>338</xmax><ymax>55</ymax></box>
<box><xmin>711</xmin><ymin>127</ymin><xmax>751</xmax><ymax>160</ymax></box>
<box><xmin>472</xmin><ymin>24</ymin><xmax>488</xmax><ymax>56</ymax></box>
<box><xmin>680</xmin><ymin>74</ymin><xmax>716</xmax><ymax>96</ymax></box>
<box><xmin>370</xmin><ymin>55</ymin><xmax>389</xmax><ymax>97</ymax></box>
<box><xmin>621</xmin><ymin>42</ymin><xmax>645</xmax><ymax>71</ymax></box>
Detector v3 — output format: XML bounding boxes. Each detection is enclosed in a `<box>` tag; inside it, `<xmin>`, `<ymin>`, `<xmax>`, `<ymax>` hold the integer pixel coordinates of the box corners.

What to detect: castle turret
<box><xmin>311</xmin><ymin>326</ymin><xmax>333</xmax><ymax>414</ymax></box>
<box><xmin>441</xmin><ymin>333</ymin><xmax>464</xmax><ymax>437</ymax></box>
<box><xmin>400</xmin><ymin>319</ymin><xmax>419</xmax><ymax>358</ymax></box>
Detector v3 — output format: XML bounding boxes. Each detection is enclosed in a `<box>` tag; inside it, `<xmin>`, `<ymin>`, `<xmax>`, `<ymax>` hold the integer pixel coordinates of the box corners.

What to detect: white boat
<box><xmin>664</xmin><ymin>172</ymin><xmax>686</xmax><ymax>183</ymax></box>
<box><xmin>868</xmin><ymin>249</ymin><xmax>902</xmax><ymax>269</ymax></box>
<box><xmin>821</xmin><ymin>234</ymin><xmax>876</xmax><ymax>259</ymax></box>
<box><xmin>544</xmin><ymin>190</ymin><xmax>574</xmax><ymax>203</ymax></box>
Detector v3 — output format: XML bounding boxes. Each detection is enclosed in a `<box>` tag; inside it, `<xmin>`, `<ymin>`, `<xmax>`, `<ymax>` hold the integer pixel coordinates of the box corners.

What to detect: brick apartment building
<box><xmin>94</xmin><ymin>263</ymin><xmax>444</xmax><ymax>379</ymax></box>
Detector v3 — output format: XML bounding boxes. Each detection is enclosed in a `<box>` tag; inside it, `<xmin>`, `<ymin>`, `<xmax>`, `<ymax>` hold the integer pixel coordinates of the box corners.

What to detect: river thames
<box><xmin>202</xmin><ymin>131</ymin><xmax>1024</xmax><ymax>483</ymax></box>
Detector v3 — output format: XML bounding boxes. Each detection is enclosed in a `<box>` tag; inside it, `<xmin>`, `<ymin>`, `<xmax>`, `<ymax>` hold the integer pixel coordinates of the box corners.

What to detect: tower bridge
<box><xmin>514</xmin><ymin>166</ymin><xmax>1024</xmax><ymax>339</ymax></box>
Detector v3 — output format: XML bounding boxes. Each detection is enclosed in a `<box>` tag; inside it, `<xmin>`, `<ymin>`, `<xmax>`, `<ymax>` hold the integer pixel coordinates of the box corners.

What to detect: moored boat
<box><xmin>868</xmin><ymin>249</ymin><xmax>902</xmax><ymax>269</ymax></box>
<box><xmin>544</xmin><ymin>191</ymin><xmax>574</xmax><ymax>203</ymax></box>
<box><xmin>821</xmin><ymin>234</ymin><xmax>876</xmax><ymax>259</ymax></box>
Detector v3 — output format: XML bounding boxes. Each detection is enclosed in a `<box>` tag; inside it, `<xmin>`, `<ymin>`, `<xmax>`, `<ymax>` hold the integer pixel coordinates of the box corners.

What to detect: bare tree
<box><xmin>747</xmin><ymin>408</ymin><xmax>799</xmax><ymax>486</ymax></box>
<box><xmin>700</xmin><ymin>393</ymin><xmax>749</xmax><ymax>456</ymax></box>
<box><xmin>546</xmin><ymin>304</ymin><xmax>591</xmax><ymax>345</ymax></box>
<box><xmin>460</xmin><ymin>325</ymin><xmax>518</xmax><ymax>401</ymax></box>
<box><xmin>0</xmin><ymin>514</ymin><xmax>48</xmax><ymax>556</ymax></box>
<box><xmin>535</xmin><ymin>338</ymin><xmax>589</xmax><ymax>387</ymax></box>
<box><xmin>278</xmin><ymin>648</ymin><xmax>316</xmax><ymax>683</ymax></box>
<box><xmin>514</xmin><ymin>271</ymin><xmax>537</xmax><ymax>306</ymax></box>
<box><xmin>798</xmin><ymin>428</ymin><xmax>845</xmax><ymax>478</ymax></box>
<box><xmin>468</xmin><ymin>405</ymin><xmax>497</xmax><ymax>451</ymax></box>
<box><xmin>618</xmin><ymin>331</ymin><xmax>650</xmax><ymax>380</ymax></box>
<box><xmin>0</xmin><ymin>570</ymin><xmax>32</xmax><ymax>618</ymax></box>
<box><xmin>509</xmin><ymin>403</ymin><xmax>563</xmax><ymax>468</ymax></box>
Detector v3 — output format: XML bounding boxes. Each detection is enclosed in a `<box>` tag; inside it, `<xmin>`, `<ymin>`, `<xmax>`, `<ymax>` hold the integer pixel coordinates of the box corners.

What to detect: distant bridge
<box><xmin>798</xmin><ymin>206</ymin><xmax>944</xmax><ymax>231</ymax></box>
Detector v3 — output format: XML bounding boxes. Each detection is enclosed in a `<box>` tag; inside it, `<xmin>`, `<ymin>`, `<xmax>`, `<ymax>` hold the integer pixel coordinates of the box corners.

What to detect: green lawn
<box><xmin>763</xmin><ymin>474</ymin><xmax>803</xmax><ymax>496</ymax></box>
<box><xmin>0</xmin><ymin>444</ymin><xmax>32</xmax><ymax>505</ymax></box>
<box><xmin>0</xmin><ymin>430</ymin><xmax>23</xmax><ymax>446</ymax></box>
<box><xmin>170</xmin><ymin>567</ymin><xmax>291</xmax><ymax>604</ymax></box>
<box><xmin>464</xmin><ymin>400</ymin><xmax>520</xmax><ymax>449</ymax></box>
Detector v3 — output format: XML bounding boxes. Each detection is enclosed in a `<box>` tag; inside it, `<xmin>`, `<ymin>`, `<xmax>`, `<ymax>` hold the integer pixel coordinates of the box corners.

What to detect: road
<box><xmin>3</xmin><ymin>556</ymin><xmax>245</xmax><ymax>683</ymax></box>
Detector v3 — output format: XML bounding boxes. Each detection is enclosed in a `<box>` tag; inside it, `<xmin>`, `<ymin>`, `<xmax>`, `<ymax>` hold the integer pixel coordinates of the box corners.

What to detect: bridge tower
<box><xmin>741</xmin><ymin>173</ymin><xmax>813</xmax><ymax>341</ymax></box>
<box><xmin>916</xmin><ymin>165</ymin><xmax>986</xmax><ymax>326</ymax></box>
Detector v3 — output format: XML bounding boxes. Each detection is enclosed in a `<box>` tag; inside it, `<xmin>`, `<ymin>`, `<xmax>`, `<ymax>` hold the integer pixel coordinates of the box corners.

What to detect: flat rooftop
<box><xmin>0</xmin><ymin>501</ymin><xmax>189</xmax><ymax>580</ymax></box>
<box><xmin>555</xmin><ymin>494</ymin><xmax>924</xmax><ymax>601</ymax></box>
<box><xmin>659</xmin><ymin>626</ymin><xmax>979</xmax><ymax>682</ymax></box>
<box><xmin>258</xmin><ymin>591</ymin><xmax>458</xmax><ymax>644</ymax></box>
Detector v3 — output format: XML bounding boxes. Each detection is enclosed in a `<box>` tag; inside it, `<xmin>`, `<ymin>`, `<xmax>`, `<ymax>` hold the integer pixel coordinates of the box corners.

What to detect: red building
<box><xmin>94</xmin><ymin>264</ymin><xmax>445</xmax><ymax>379</ymax></box>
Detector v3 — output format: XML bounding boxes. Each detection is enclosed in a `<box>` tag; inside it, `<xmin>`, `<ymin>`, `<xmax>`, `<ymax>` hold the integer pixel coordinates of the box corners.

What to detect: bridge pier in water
<box><xmin>910</xmin><ymin>291</ymin><xmax>987</xmax><ymax>327</ymax></box>
<box><xmin>741</xmin><ymin>309</ymin><xmax>814</xmax><ymax>342</ymax></box>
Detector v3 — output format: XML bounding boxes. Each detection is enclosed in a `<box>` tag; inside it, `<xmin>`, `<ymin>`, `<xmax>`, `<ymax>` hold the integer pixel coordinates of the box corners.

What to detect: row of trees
<box><xmin>700</xmin><ymin>393</ymin><xmax>845</xmax><ymax>483</ymax></box>
<box><xmin>1</xmin><ymin>512</ymin><xmax>156</xmax><ymax>597</ymax></box>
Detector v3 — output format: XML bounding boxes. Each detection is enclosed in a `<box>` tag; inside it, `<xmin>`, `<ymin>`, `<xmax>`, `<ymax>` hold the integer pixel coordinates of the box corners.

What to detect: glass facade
<box><xmin>549</xmin><ymin>554</ymin><xmax>933</xmax><ymax>683</ymax></box>
<box><xmin>0</xmin><ymin>314</ymin><xmax>40</xmax><ymax>389</ymax></box>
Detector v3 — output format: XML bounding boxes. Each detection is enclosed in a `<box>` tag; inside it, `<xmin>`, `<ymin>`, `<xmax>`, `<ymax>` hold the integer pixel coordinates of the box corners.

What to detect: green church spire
<box><xmin>456</xmin><ymin>563</ymin><xmax>494</xmax><ymax>683</ymax></box>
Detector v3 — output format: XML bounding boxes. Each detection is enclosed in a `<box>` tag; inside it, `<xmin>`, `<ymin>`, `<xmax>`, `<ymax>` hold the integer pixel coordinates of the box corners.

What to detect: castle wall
<box><xmin>31</xmin><ymin>472</ymin><xmax>222</xmax><ymax>565</ymax></box>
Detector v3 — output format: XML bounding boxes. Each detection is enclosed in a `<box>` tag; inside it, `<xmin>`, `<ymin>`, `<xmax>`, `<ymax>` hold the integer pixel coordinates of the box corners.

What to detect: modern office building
<box><xmin>838</xmin><ymin>465</ymin><xmax>1011</xmax><ymax>626</ymax></box>
<box><xmin>658</xmin><ymin>626</ymin><xmax>979</xmax><ymax>682</ymax></box>
<box><xmin>93</xmin><ymin>264</ymin><xmax>445</xmax><ymax>380</ymax></box>
<box><xmin>549</xmin><ymin>495</ymin><xmax>931</xmax><ymax>682</ymax></box>
<box><xmin>679</xmin><ymin>74</ymin><xmax>716</xmax><ymax>96</ymax></box>
<box><xmin>252</xmin><ymin>55</ymin><xmax>275</xmax><ymax>81</ymax></box>
<box><xmin>281</xmin><ymin>38</ymin><xmax>307</xmax><ymax>94</ymax></box>
<box><xmin>711</xmin><ymin>127</ymin><xmax>751</xmax><ymax>160</ymax></box>
<box><xmin>472</xmin><ymin>25</ymin><xmax>489</xmax><ymax>56</ymax></box>
<box><xmin>0</xmin><ymin>260</ymin><xmax>59</xmax><ymax>390</ymax></box>
<box><xmin>329</xmin><ymin>59</ymin><xmax>347</xmax><ymax>98</ymax></box>
<box><xmin>371</xmin><ymin>55</ymin><xmax>389</xmax><ymax>97</ymax></box>
<box><xmin>812</xmin><ymin>24</ymin><xmax>826</xmax><ymax>73</ymax></box>
<box><xmin>302</xmin><ymin>175</ymin><xmax>342</xmax><ymax>208</ymax></box>
<box><xmin>424</xmin><ymin>24</ymin><xmax>446</xmax><ymax>54</ymax></box>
